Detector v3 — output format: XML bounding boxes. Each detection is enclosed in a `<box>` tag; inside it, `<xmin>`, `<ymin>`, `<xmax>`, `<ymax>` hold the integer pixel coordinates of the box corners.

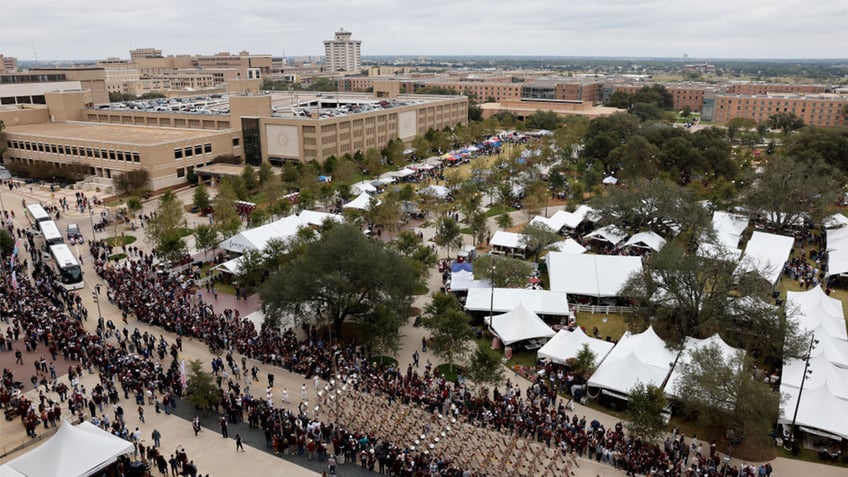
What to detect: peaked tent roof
<box><xmin>218</xmin><ymin>214</ymin><xmax>305</xmax><ymax>253</ymax></box>
<box><xmin>537</xmin><ymin>327</ymin><xmax>614</xmax><ymax>366</ymax></box>
<box><xmin>546</xmin><ymin>252</ymin><xmax>643</xmax><ymax>297</ymax></box>
<box><xmin>824</xmin><ymin>213</ymin><xmax>848</xmax><ymax>229</ymax></box>
<box><xmin>486</xmin><ymin>303</ymin><xmax>556</xmax><ymax>346</ymax></box>
<box><xmin>779</xmin><ymin>382</ymin><xmax>848</xmax><ymax>440</ymax></box>
<box><xmin>4</xmin><ymin>421</ymin><xmax>134</xmax><ymax>477</ymax></box>
<box><xmin>587</xmin><ymin>326</ymin><xmax>677</xmax><ymax>397</ymax></box>
<box><xmin>735</xmin><ymin>231</ymin><xmax>794</xmax><ymax>284</ymax></box>
<box><xmin>665</xmin><ymin>334</ymin><xmax>743</xmax><ymax>398</ymax></box>
<box><xmin>782</xmin><ymin>353</ymin><xmax>848</xmax><ymax>401</ymax></box>
<box><xmin>448</xmin><ymin>270</ymin><xmax>489</xmax><ymax>292</ymax></box>
<box><xmin>418</xmin><ymin>185</ymin><xmax>451</xmax><ymax>199</ymax></box>
<box><xmin>465</xmin><ymin>288</ymin><xmax>570</xmax><ymax>316</ymax></box>
<box><xmin>585</xmin><ymin>225</ymin><xmax>627</xmax><ymax>245</ymax></box>
<box><xmin>624</xmin><ymin>231</ymin><xmax>667</xmax><ymax>252</ymax></box>
<box><xmin>530</xmin><ymin>206</ymin><xmax>595</xmax><ymax>232</ymax></box>
<box><xmin>809</xmin><ymin>333</ymin><xmax>848</xmax><ymax>369</ymax></box>
<box><xmin>350</xmin><ymin>181</ymin><xmax>378</xmax><ymax>195</ymax></box>
<box><xmin>490</xmin><ymin>231</ymin><xmax>527</xmax><ymax>250</ymax></box>
<box><xmin>786</xmin><ymin>286</ymin><xmax>847</xmax><ymax>341</ymax></box>
<box><xmin>343</xmin><ymin>192</ymin><xmax>379</xmax><ymax>210</ymax></box>
<box><xmin>550</xmin><ymin>238</ymin><xmax>587</xmax><ymax>255</ymax></box>
<box><xmin>297</xmin><ymin>210</ymin><xmax>344</xmax><ymax>227</ymax></box>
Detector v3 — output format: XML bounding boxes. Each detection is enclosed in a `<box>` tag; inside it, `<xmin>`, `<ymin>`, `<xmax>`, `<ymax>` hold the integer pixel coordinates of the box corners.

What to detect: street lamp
<box><xmin>88</xmin><ymin>208</ymin><xmax>97</xmax><ymax>242</ymax></box>
<box><xmin>92</xmin><ymin>285</ymin><xmax>103</xmax><ymax>321</ymax></box>
<box><xmin>488</xmin><ymin>264</ymin><xmax>496</xmax><ymax>327</ymax></box>
<box><xmin>788</xmin><ymin>333</ymin><xmax>817</xmax><ymax>452</ymax></box>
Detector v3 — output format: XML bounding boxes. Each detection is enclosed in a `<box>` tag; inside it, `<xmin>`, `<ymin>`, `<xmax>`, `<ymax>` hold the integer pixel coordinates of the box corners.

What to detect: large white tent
<box><xmin>786</xmin><ymin>286</ymin><xmax>847</xmax><ymax>341</ymax></box>
<box><xmin>624</xmin><ymin>231</ymin><xmax>666</xmax><ymax>252</ymax></box>
<box><xmin>824</xmin><ymin>213</ymin><xmax>848</xmax><ymax>229</ymax></box>
<box><xmin>350</xmin><ymin>181</ymin><xmax>378</xmax><ymax>195</ymax></box>
<box><xmin>297</xmin><ymin>210</ymin><xmax>344</xmax><ymax>227</ymax></box>
<box><xmin>447</xmin><ymin>270</ymin><xmax>489</xmax><ymax>292</ymax></box>
<box><xmin>809</xmin><ymin>333</ymin><xmax>848</xmax><ymax>369</ymax></box>
<box><xmin>550</xmin><ymin>238</ymin><xmax>587</xmax><ymax>255</ymax></box>
<box><xmin>826</xmin><ymin>226</ymin><xmax>848</xmax><ymax>252</ymax></box>
<box><xmin>782</xmin><ymin>353</ymin><xmax>848</xmax><ymax>401</ymax></box>
<box><xmin>587</xmin><ymin>326</ymin><xmax>678</xmax><ymax>398</ymax></box>
<box><xmin>665</xmin><ymin>334</ymin><xmax>743</xmax><ymax>399</ymax></box>
<box><xmin>418</xmin><ymin>185</ymin><xmax>451</xmax><ymax>199</ymax></box>
<box><xmin>779</xmin><ymin>382</ymin><xmax>848</xmax><ymax>440</ymax></box>
<box><xmin>218</xmin><ymin>215</ymin><xmax>304</xmax><ymax>253</ymax></box>
<box><xmin>585</xmin><ymin>225</ymin><xmax>627</xmax><ymax>246</ymax></box>
<box><xmin>485</xmin><ymin>303</ymin><xmax>556</xmax><ymax>346</ymax></box>
<box><xmin>343</xmin><ymin>192</ymin><xmax>380</xmax><ymax>211</ymax></box>
<box><xmin>529</xmin><ymin>205</ymin><xmax>595</xmax><ymax>233</ymax></box>
<box><xmin>827</xmin><ymin>248</ymin><xmax>848</xmax><ymax>276</ymax></box>
<box><xmin>537</xmin><ymin>327</ymin><xmax>614</xmax><ymax>366</ymax></box>
<box><xmin>546</xmin><ymin>252</ymin><xmax>643</xmax><ymax>297</ymax></box>
<box><xmin>465</xmin><ymin>288</ymin><xmax>571</xmax><ymax>317</ymax></box>
<box><xmin>490</xmin><ymin>231</ymin><xmax>527</xmax><ymax>249</ymax></box>
<box><xmin>735</xmin><ymin>231</ymin><xmax>794</xmax><ymax>284</ymax></box>
<box><xmin>697</xmin><ymin>211</ymin><xmax>749</xmax><ymax>260</ymax></box>
<box><xmin>1</xmin><ymin>421</ymin><xmax>134</xmax><ymax>477</ymax></box>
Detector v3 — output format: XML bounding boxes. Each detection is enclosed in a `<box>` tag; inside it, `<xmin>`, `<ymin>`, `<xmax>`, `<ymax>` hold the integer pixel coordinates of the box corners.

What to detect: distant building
<box><xmin>0</xmin><ymin>55</ymin><xmax>18</xmax><ymax>73</ymax></box>
<box><xmin>709</xmin><ymin>93</ymin><xmax>848</xmax><ymax>128</ymax></box>
<box><xmin>324</xmin><ymin>29</ymin><xmax>362</xmax><ymax>73</ymax></box>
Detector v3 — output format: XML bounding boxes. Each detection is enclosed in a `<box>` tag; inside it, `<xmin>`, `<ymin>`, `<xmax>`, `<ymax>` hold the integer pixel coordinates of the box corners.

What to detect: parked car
<box><xmin>67</xmin><ymin>223</ymin><xmax>84</xmax><ymax>244</ymax></box>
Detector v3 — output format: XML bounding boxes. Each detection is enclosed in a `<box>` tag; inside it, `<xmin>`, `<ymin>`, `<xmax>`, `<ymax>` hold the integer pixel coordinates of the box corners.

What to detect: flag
<box><xmin>180</xmin><ymin>359</ymin><xmax>187</xmax><ymax>388</ymax></box>
<box><xmin>12</xmin><ymin>239</ymin><xmax>19</xmax><ymax>258</ymax></box>
<box><xmin>11</xmin><ymin>270</ymin><xmax>17</xmax><ymax>290</ymax></box>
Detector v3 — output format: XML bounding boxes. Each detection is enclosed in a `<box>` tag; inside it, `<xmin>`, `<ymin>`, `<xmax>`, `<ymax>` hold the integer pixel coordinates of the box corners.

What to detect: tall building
<box><xmin>323</xmin><ymin>29</ymin><xmax>361</xmax><ymax>73</ymax></box>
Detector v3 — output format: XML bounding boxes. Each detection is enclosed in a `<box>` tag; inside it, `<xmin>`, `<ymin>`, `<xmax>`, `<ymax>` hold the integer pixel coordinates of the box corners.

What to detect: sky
<box><xmin>2</xmin><ymin>0</ymin><xmax>846</xmax><ymax>61</ymax></box>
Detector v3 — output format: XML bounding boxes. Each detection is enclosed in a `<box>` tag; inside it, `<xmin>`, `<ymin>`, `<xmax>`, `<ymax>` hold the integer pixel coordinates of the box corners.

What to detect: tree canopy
<box><xmin>145</xmin><ymin>190</ymin><xmax>186</xmax><ymax>262</ymax></box>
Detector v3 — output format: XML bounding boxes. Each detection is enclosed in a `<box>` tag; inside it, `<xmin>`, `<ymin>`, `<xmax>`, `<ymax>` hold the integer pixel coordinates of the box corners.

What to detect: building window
<box><xmin>232</xmin><ymin>138</ymin><xmax>240</xmax><ymax>146</ymax></box>
<box><xmin>194</xmin><ymin>145</ymin><xmax>202</xmax><ymax>156</ymax></box>
<box><xmin>204</xmin><ymin>143</ymin><xmax>212</xmax><ymax>153</ymax></box>
<box><xmin>184</xmin><ymin>147</ymin><xmax>193</xmax><ymax>157</ymax></box>
<box><xmin>175</xmin><ymin>148</ymin><xmax>183</xmax><ymax>159</ymax></box>
<box><xmin>109</xmin><ymin>150</ymin><xmax>116</xmax><ymax>160</ymax></box>
<box><xmin>176</xmin><ymin>168</ymin><xmax>185</xmax><ymax>178</ymax></box>
<box><xmin>132</xmin><ymin>152</ymin><xmax>140</xmax><ymax>163</ymax></box>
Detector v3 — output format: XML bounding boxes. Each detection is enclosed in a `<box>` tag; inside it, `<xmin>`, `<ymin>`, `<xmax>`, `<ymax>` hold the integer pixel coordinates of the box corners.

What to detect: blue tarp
<box><xmin>451</xmin><ymin>262</ymin><xmax>473</xmax><ymax>273</ymax></box>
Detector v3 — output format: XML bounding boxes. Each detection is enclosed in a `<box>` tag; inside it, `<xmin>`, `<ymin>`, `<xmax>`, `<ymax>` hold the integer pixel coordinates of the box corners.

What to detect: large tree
<box><xmin>520</xmin><ymin>222</ymin><xmax>561</xmax><ymax>262</ymax></box>
<box><xmin>423</xmin><ymin>293</ymin><xmax>473</xmax><ymax>372</ymax></box>
<box><xmin>626</xmin><ymin>383</ymin><xmax>668</xmax><ymax>443</ymax></box>
<box><xmin>433</xmin><ymin>215</ymin><xmax>464</xmax><ymax>259</ymax></box>
<box><xmin>472</xmin><ymin>254</ymin><xmax>534</xmax><ymax>288</ymax></box>
<box><xmin>260</xmin><ymin>223</ymin><xmax>419</xmax><ymax>334</ymax></box>
<box><xmin>146</xmin><ymin>190</ymin><xmax>186</xmax><ymax>262</ymax></box>
<box><xmin>113</xmin><ymin>169</ymin><xmax>151</xmax><ymax>195</ymax></box>
<box><xmin>184</xmin><ymin>359</ymin><xmax>221</xmax><ymax>412</ymax></box>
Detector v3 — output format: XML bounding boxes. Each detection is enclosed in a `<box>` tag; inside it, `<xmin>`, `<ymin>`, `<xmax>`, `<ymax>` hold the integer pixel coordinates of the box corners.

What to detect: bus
<box><xmin>25</xmin><ymin>204</ymin><xmax>51</xmax><ymax>226</ymax></box>
<box><xmin>48</xmin><ymin>244</ymin><xmax>84</xmax><ymax>290</ymax></box>
<box><xmin>39</xmin><ymin>220</ymin><xmax>64</xmax><ymax>247</ymax></box>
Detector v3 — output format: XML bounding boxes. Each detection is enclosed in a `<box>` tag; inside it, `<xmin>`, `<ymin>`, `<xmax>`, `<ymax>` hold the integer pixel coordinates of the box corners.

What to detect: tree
<box><xmin>672</xmin><ymin>343</ymin><xmax>780</xmax><ymax>446</ymax></box>
<box><xmin>113</xmin><ymin>169</ymin><xmax>150</xmax><ymax>195</ymax></box>
<box><xmin>146</xmin><ymin>190</ymin><xmax>186</xmax><ymax>262</ymax></box>
<box><xmin>567</xmin><ymin>343</ymin><xmax>597</xmax><ymax>380</ymax></box>
<box><xmin>0</xmin><ymin>229</ymin><xmax>14</xmax><ymax>254</ymax></box>
<box><xmin>260</xmin><ymin>224</ymin><xmax>419</xmax><ymax>334</ymax></box>
<box><xmin>472</xmin><ymin>254</ymin><xmax>534</xmax><ymax>288</ymax></box>
<box><xmin>360</xmin><ymin>305</ymin><xmax>404</xmax><ymax>361</ymax></box>
<box><xmin>520</xmin><ymin>222</ymin><xmax>561</xmax><ymax>262</ymax></box>
<box><xmin>193</xmin><ymin>224</ymin><xmax>218</xmax><ymax>259</ymax></box>
<box><xmin>782</xmin><ymin>127</ymin><xmax>848</xmax><ymax>174</ymax></box>
<box><xmin>184</xmin><ymin>359</ymin><xmax>221</xmax><ymax>412</ymax></box>
<box><xmin>726</xmin><ymin>117</ymin><xmax>757</xmax><ymax>144</ymax></box>
<box><xmin>609</xmin><ymin>135</ymin><xmax>661</xmax><ymax>181</ymax></box>
<box><xmin>433</xmin><ymin>215</ymin><xmax>463</xmax><ymax>259</ymax></box>
<box><xmin>423</xmin><ymin>293</ymin><xmax>473</xmax><ymax>372</ymax></box>
<box><xmin>257</xmin><ymin>161</ymin><xmax>274</xmax><ymax>186</ymax></box>
<box><xmin>193</xmin><ymin>182</ymin><xmax>211</xmax><ymax>212</ymax></box>
<box><xmin>768</xmin><ymin>112</ymin><xmax>804</xmax><ymax>135</ymax></box>
<box><xmin>525</xmin><ymin>110</ymin><xmax>561</xmax><ymax>130</ymax></box>
<box><xmin>742</xmin><ymin>155</ymin><xmax>840</xmax><ymax>230</ymax></box>
<box><xmin>241</xmin><ymin>164</ymin><xmax>258</xmax><ymax>192</ymax></box>
<box><xmin>495</xmin><ymin>212</ymin><xmax>513</xmax><ymax>230</ymax></box>
<box><xmin>466</xmin><ymin>347</ymin><xmax>505</xmax><ymax>395</ymax></box>
<box><xmin>390</xmin><ymin>230</ymin><xmax>438</xmax><ymax>279</ymax></box>
<box><xmin>468</xmin><ymin>211</ymin><xmax>489</xmax><ymax>247</ymax></box>
<box><xmin>126</xmin><ymin>197</ymin><xmax>143</xmax><ymax>217</ymax></box>
<box><xmin>211</xmin><ymin>180</ymin><xmax>242</xmax><ymax>239</ymax></box>
<box><xmin>626</xmin><ymin>383</ymin><xmax>667</xmax><ymax>443</ymax></box>
<box><xmin>582</xmin><ymin>113</ymin><xmax>639</xmax><ymax>173</ymax></box>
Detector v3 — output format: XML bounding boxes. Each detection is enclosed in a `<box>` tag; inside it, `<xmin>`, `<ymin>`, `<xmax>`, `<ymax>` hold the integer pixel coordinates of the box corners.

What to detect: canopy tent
<box><xmin>827</xmin><ymin>249</ymin><xmax>848</xmax><ymax>276</ymax></box>
<box><xmin>735</xmin><ymin>231</ymin><xmax>794</xmax><ymax>284</ymax></box>
<box><xmin>546</xmin><ymin>252</ymin><xmax>643</xmax><ymax>298</ymax></box>
<box><xmin>418</xmin><ymin>185</ymin><xmax>451</xmax><ymax>199</ymax></box>
<box><xmin>585</xmin><ymin>225</ymin><xmax>627</xmax><ymax>246</ymax></box>
<box><xmin>485</xmin><ymin>303</ymin><xmax>556</xmax><ymax>346</ymax></box>
<box><xmin>218</xmin><ymin>215</ymin><xmax>304</xmax><ymax>253</ymax></box>
<box><xmin>343</xmin><ymin>192</ymin><xmax>380</xmax><ymax>211</ymax></box>
<box><xmin>587</xmin><ymin>326</ymin><xmax>677</xmax><ymax>397</ymax></box>
<box><xmin>2</xmin><ymin>421</ymin><xmax>134</xmax><ymax>477</ymax></box>
<box><xmin>297</xmin><ymin>210</ymin><xmax>344</xmax><ymax>228</ymax></box>
<box><xmin>779</xmin><ymin>382</ymin><xmax>848</xmax><ymax>440</ymax></box>
<box><xmin>809</xmin><ymin>333</ymin><xmax>848</xmax><ymax>369</ymax></box>
<box><xmin>537</xmin><ymin>327</ymin><xmax>614</xmax><ymax>366</ymax></box>
<box><xmin>782</xmin><ymin>353</ymin><xmax>848</xmax><ymax>401</ymax></box>
<box><xmin>448</xmin><ymin>270</ymin><xmax>489</xmax><ymax>292</ymax></box>
<box><xmin>826</xmin><ymin>226</ymin><xmax>848</xmax><ymax>252</ymax></box>
<box><xmin>824</xmin><ymin>213</ymin><xmax>848</xmax><ymax>229</ymax></box>
<box><xmin>490</xmin><ymin>231</ymin><xmax>527</xmax><ymax>250</ymax></box>
<box><xmin>550</xmin><ymin>238</ymin><xmax>587</xmax><ymax>255</ymax></box>
<box><xmin>0</xmin><ymin>466</ymin><xmax>25</xmax><ymax>477</ymax></box>
<box><xmin>697</xmin><ymin>211</ymin><xmax>748</xmax><ymax>260</ymax></box>
<box><xmin>665</xmin><ymin>334</ymin><xmax>744</xmax><ymax>399</ymax></box>
<box><xmin>212</xmin><ymin>255</ymin><xmax>244</xmax><ymax>274</ymax></box>
<box><xmin>624</xmin><ymin>231</ymin><xmax>667</xmax><ymax>252</ymax></box>
<box><xmin>786</xmin><ymin>286</ymin><xmax>847</xmax><ymax>341</ymax></box>
<box><xmin>350</xmin><ymin>181</ymin><xmax>378</xmax><ymax>195</ymax></box>
<box><xmin>465</xmin><ymin>288</ymin><xmax>571</xmax><ymax>317</ymax></box>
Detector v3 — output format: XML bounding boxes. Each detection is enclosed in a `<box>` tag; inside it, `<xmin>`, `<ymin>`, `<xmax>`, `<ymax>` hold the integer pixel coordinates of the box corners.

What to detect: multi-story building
<box><xmin>129</xmin><ymin>48</ymin><xmax>163</xmax><ymax>60</ymax></box>
<box><xmin>323</xmin><ymin>30</ymin><xmax>362</xmax><ymax>73</ymax></box>
<box><xmin>25</xmin><ymin>67</ymin><xmax>110</xmax><ymax>105</ymax></box>
<box><xmin>724</xmin><ymin>83</ymin><xmax>827</xmax><ymax>96</ymax></box>
<box><xmin>104</xmin><ymin>68</ymin><xmax>141</xmax><ymax>95</ymax></box>
<box><xmin>193</xmin><ymin>51</ymin><xmax>272</xmax><ymax>78</ymax></box>
<box><xmin>521</xmin><ymin>79</ymin><xmax>604</xmax><ymax>104</ymax></box>
<box><xmin>710</xmin><ymin>93</ymin><xmax>848</xmax><ymax>128</ymax></box>
<box><xmin>0</xmin><ymin>55</ymin><xmax>18</xmax><ymax>73</ymax></box>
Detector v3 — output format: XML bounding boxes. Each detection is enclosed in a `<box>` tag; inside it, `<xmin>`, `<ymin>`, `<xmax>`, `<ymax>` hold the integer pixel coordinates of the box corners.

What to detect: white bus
<box><xmin>40</xmin><ymin>220</ymin><xmax>64</xmax><ymax>247</ymax></box>
<box><xmin>49</xmin><ymin>244</ymin><xmax>84</xmax><ymax>290</ymax></box>
<box><xmin>26</xmin><ymin>204</ymin><xmax>51</xmax><ymax>225</ymax></box>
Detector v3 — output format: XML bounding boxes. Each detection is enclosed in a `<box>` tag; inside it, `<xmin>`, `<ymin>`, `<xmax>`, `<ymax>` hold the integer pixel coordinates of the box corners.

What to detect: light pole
<box><xmin>489</xmin><ymin>264</ymin><xmax>496</xmax><ymax>327</ymax></box>
<box><xmin>92</xmin><ymin>285</ymin><xmax>103</xmax><ymax>321</ymax></box>
<box><xmin>788</xmin><ymin>333</ymin><xmax>817</xmax><ymax>452</ymax></box>
<box><xmin>89</xmin><ymin>208</ymin><xmax>97</xmax><ymax>242</ymax></box>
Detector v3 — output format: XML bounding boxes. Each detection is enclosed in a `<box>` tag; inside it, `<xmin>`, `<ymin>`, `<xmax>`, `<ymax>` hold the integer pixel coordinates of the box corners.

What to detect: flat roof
<box><xmin>4</xmin><ymin>121</ymin><xmax>228</xmax><ymax>146</ymax></box>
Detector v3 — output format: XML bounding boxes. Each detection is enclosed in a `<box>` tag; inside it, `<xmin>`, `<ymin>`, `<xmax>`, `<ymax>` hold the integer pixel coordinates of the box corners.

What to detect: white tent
<box><xmin>418</xmin><ymin>185</ymin><xmax>450</xmax><ymax>199</ymax></box>
<box><xmin>546</xmin><ymin>252</ymin><xmax>643</xmax><ymax>297</ymax></box>
<box><xmin>218</xmin><ymin>215</ymin><xmax>304</xmax><ymax>253</ymax></box>
<box><xmin>585</xmin><ymin>225</ymin><xmax>627</xmax><ymax>246</ymax></box>
<box><xmin>447</xmin><ymin>270</ymin><xmax>489</xmax><ymax>292</ymax></box>
<box><xmin>537</xmin><ymin>327</ymin><xmax>614</xmax><ymax>366</ymax></box>
<box><xmin>697</xmin><ymin>211</ymin><xmax>748</xmax><ymax>260</ymax></box>
<box><xmin>735</xmin><ymin>231</ymin><xmax>793</xmax><ymax>284</ymax></box>
<box><xmin>351</xmin><ymin>181</ymin><xmax>378</xmax><ymax>195</ymax></box>
<box><xmin>587</xmin><ymin>326</ymin><xmax>677</xmax><ymax>398</ymax></box>
<box><xmin>809</xmin><ymin>333</ymin><xmax>848</xmax><ymax>369</ymax></box>
<box><xmin>465</xmin><ymin>288</ymin><xmax>571</xmax><ymax>317</ymax></box>
<box><xmin>343</xmin><ymin>192</ymin><xmax>379</xmax><ymax>211</ymax></box>
<box><xmin>298</xmin><ymin>210</ymin><xmax>344</xmax><ymax>227</ymax></box>
<box><xmin>550</xmin><ymin>238</ymin><xmax>587</xmax><ymax>255</ymax></box>
<box><xmin>624</xmin><ymin>231</ymin><xmax>666</xmax><ymax>252</ymax></box>
<box><xmin>0</xmin><ymin>466</ymin><xmax>25</xmax><ymax>477</ymax></box>
<box><xmin>485</xmin><ymin>303</ymin><xmax>556</xmax><ymax>346</ymax></box>
<box><xmin>2</xmin><ymin>421</ymin><xmax>134</xmax><ymax>477</ymax></box>
<box><xmin>779</xmin><ymin>382</ymin><xmax>848</xmax><ymax>440</ymax></box>
<box><xmin>602</xmin><ymin>176</ymin><xmax>619</xmax><ymax>185</ymax></box>
<box><xmin>824</xmin><ymin>213</ymin><xmax>848</xmax><ymax>229</ymax></box>
<box><xmin>827</xmin><ymin>248</ymin><xmax>848</xmax><ymax>276</ymax></box>
<box><xmin>786</xmin><ymin>286</ymin><xmax>847</xmax><ymax>341</ymax></box>
<box><xmin>782</xmin><ymin>353</ymin><xmax>848</xmax><ymax>401</ymax></box>
<box><xmin>665</xmin><ymin>334</ymin><xmax>744</xmax><ymax>399</ymax></box>
<box><xmin>826</xmin><ymin>226</ymin><xmax>848</xmax><ymax>252</ymax></box>
<box><xmin>490</xmin><ymin>231</ymin><xmax>527</xmax><ymax>250</ymax></box>
<box><xmin>212</xmin><ymin>255</ymin><xmax>244</xmax><ymax>274</ymax></box>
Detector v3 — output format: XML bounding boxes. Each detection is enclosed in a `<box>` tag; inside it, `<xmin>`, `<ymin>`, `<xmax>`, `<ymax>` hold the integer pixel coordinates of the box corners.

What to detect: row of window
<box><xmin>174</xmin><ymin>143</ymin><xmax>212</xmax><ymax>159</ymax></box>
<box><xmin>5</xmin><ymin>140</ymin><xmax>140</xmax><ymax>162</ymax></box>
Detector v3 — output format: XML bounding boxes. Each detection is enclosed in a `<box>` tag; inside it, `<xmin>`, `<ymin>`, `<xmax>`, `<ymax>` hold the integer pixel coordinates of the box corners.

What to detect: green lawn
<box><xmin>574</xmin><ymin>312</ymin><xmax>630</xmax><ymax>342</ymax></box>
<box><xmin>485</xmin><ymin>204</ymin><xmax>516</xmax><ymax>218</ymax></box>
<box><xmin>103</xmin><ymin>235</ymin><xmax>137</xmax><ymax>246</ymax></box>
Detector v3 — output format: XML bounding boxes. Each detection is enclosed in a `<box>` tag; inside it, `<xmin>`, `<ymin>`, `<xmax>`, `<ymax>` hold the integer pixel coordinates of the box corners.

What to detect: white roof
<box><xmin>537</xmin><ymin>327</ymin><xmax>614</xmax><ymax>366</ymax></box>
<box><xmin>585</xmin><ymin>225</ymin><xmax>627</xmax><ymax>245</ymax></box>
<box><xmin>213</xmin><ymin>255</ymin><xmax>244</xmax><ymax>274</ymax></box>
<box><xmin>298</xmin><ymin>210</ymin><xmax>344</xmax><ymax>227</ymax></box>
<box><xmin>824</xmin><ymin>213</ymin><xmax>848</xmax><ymax>229</ymax></box>
<box><xmin>602</xmin><ymin>176</ymin><xmax>619</xmax><ymax>185</ymax></box>
<box><xmin>826</xmin><ymin>226</ymin><xmax>848</xmax><ymax>252</ymax></box>
<box><xmin>624</xmin><ymin>231</ymin><xmax>666</xmax><ymax>252</ymax></box>
<box><xmin>351</xmin><ymin>181</ymin><xmax>378</xmax><ymax>195</ymax></box>
<box><xmin>448</xmin><ymin>270</ymin><xmax>489</xmax><ymax>292</ymax></box>
<box><xmin>546</xmin><ymin>252</ymin><xmax>643</xmax><ymax>297</ymax></box>
<box><xmin>486</xmin><ymin>303</ymin><xmax>556</xmax><ymax>346</ymax></box>
<box><xmin>418</xmin><ymin>185</ymin><xmax>450</xmax><ymax>199</ymax></box>
<box><xmin>827</xmin><ymin>248</ymin><xmax>848</xmax><ymax>275</ymax></box>
<box><xmin>665</xmin><ymin>334</ymin><xmax>744</xmax><ymax>398</ymax></box>
<box><xmin>779</xmin><ymin>382</ymin><xmax>848</xmax><ymax>440</ymax></box>
<box><xmin>782</xmin><ymin>353</ymin><xmax>848</xmax><ymax>401</ymax></box>
<box><xmin>3</xmin><ymin>421</ymin><xmax>133</xmax><ymax>477</ymax></box>
<box><xmin>490</xmin><ymin>230</ymin><xmax>527</xmax><ymax>250</ymax></box>
<box><xmin>809</xmin><ymin>333</ymin><xmax>848</xmax><ymax>369</ymax></box>
<box><xmin>697</xmin><ymin>211</ymin><xmax>748</xmax><ymax>260</ymax></box>
<box><xmin>786</xmin><ymin>286</ymin><xmax>847</xmax><ymax>341</ymax></box>
<box><xmin>735</xmin><ymin>231</ymin><xmax>794</xmax><ymax>284</ymax></box>
<box><xmin>588</xmin><ymin>326</ymin><xmax>677</xmax><ymax>396</ymax></box>
<box><xmin>343</xmin><ymin>192</ymin><xmax>379</xmax><ymax>210</ymax></box>
<box><xmin>218</xmin><ymin>214</ymin><xmax>304</xmax><ymax>253</ymax></box>
<box><xmin>550</xmin><ymin>238</ymin><xmax>587</xmax><ymax>255</ymax></box>
<box><xmin>465</xmin><ymin>288</ymin><xmax>570</xmax><ymax>316</ymax></box>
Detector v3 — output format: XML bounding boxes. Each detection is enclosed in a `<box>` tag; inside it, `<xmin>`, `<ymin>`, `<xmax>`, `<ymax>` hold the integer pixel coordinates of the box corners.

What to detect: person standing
<box><xmin>220</xmin><ymin>416</ymin><xmax>228</xmax><ymax>438</ymax></box>
<box><xmin>235</xmin><ymin>434</ymin><xmax>245</xmax><ymax>452</ymax></box>
<box><xmin>192</xmin><ymin>417</ymin><xmax>201</xmax><ymax>436</ymax></box>
<box><xmin>151</xmin><ymin>428</ymin><xmax>161</xmax><ymax>448</ymax></box>
<box><xmin>301</xmin><ymin>383</ymin><xmax>308</xmax><ymax>401</ymax></box>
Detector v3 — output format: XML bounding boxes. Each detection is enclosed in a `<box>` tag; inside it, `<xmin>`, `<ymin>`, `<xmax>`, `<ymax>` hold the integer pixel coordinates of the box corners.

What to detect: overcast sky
<box><xmin>3</xmin><ymin>0</ymin><xmax>845</xmax><ymax>61</ymax></box>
